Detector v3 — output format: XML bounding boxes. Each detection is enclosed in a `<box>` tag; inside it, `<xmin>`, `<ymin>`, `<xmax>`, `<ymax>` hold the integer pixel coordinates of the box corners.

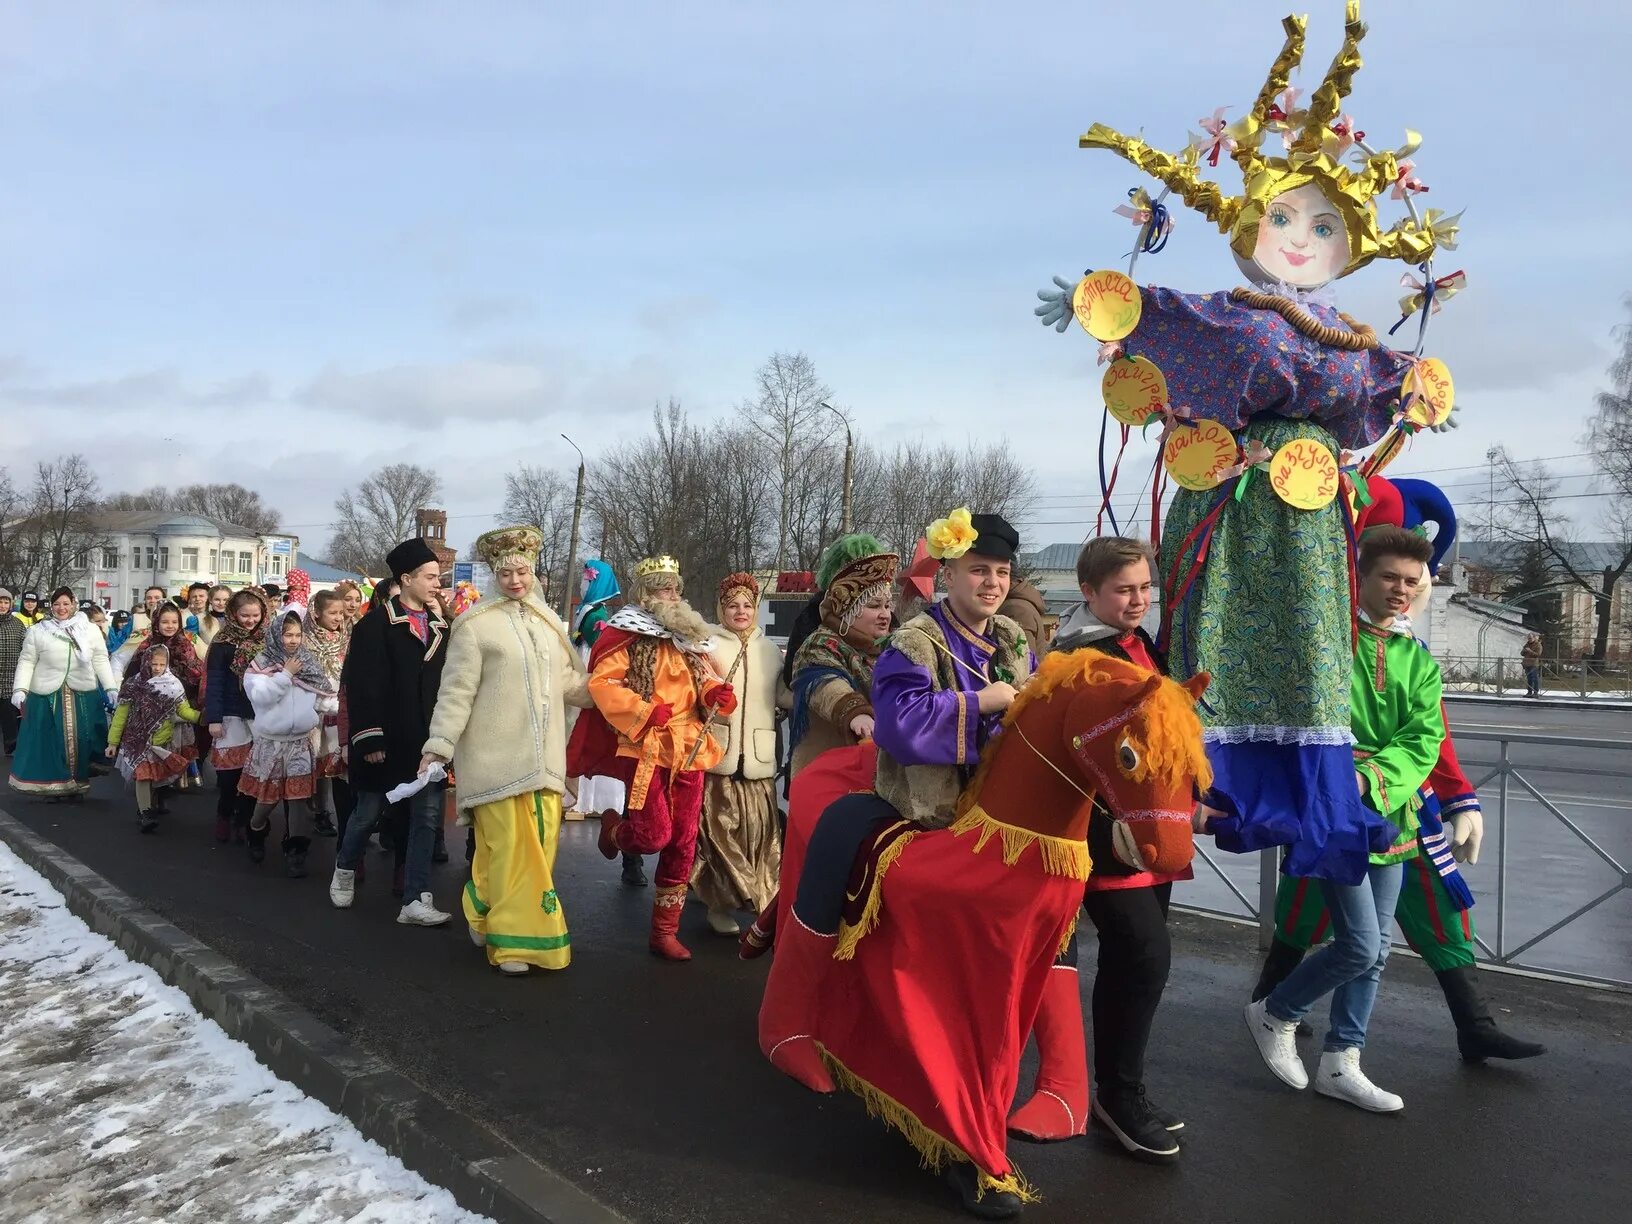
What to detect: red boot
<box><xmin>738</xmin><ymin>889</ymin><xmax>778</xmax><ymax>960</ymax></box>
<box><xmin>1007</xmin><ymin>968</ymin><xmax>1090</xmax><ymax>1141</ymax></box>
<box><xmin>597</xmin><ymin>810</ymin><xmax>621</xmax><ymax>861</ymax></box>
<box><xmin>757</xmin><ymin>910</ymin><xmax>836</xmax><ymax>1093</ymax></box>
<box><xmin>649</xmin><ymin>885</ymin><xmax>691</xmax><ymax>961</ymax></box>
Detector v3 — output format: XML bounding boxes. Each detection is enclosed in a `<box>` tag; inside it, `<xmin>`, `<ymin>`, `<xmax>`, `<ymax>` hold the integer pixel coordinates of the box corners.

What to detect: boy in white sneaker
<box><xmin>1244</xmin><ymin>526</ymin><xmax>1444</xmax><ymax>1112</ymax></box>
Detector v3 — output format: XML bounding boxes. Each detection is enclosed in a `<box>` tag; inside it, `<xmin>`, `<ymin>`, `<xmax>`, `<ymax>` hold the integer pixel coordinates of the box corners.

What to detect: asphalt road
<box><xmin>5</xmin><ymin>760</ymin><xmax>1631</xmax><ymax>1224</ymax></box>
<box><xmin>1184</xmin><ymin>698</ymin><xmax>1632</xmax><ymax>986</ymax></box>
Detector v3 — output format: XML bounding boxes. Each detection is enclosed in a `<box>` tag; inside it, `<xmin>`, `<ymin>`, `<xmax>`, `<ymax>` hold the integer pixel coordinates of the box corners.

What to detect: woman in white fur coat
<box><xmin>8</xmin><ymin>587</ymin><xmax>118</xmax><ymax>799</ymax></box>
<box><xmin>419</xmin><ymin>526</ymin><xmax>592</xmax><ymax>975</ymax></box>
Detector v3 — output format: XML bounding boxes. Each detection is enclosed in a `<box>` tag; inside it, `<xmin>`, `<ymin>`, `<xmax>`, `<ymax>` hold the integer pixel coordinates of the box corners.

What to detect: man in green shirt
<box><xmin>1246</xmin><ymin>525</ymin><xmax>1443</xmax><ymax>1113</ymax></box>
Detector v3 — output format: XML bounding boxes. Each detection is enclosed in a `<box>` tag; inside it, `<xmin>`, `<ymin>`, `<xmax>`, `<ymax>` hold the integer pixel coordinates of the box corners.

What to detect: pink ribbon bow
<box><xmin>1190</xmin><ymin>107</ymin><xmax>1236</xmax><ymax>166</ymax></box>
<box><xmin>1391</xmin><ymin>160</ymin><xmax>1428</xmax><ymax>199</ymax></box>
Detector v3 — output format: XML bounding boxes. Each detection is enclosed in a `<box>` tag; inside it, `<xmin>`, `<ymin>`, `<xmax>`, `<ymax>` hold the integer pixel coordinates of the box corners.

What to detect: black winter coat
<box><xmin>1050</xmin><ymin>624</ymin><xmax>1170</xmax><ymax>882</ymax></box>
<box><xmin>342</xmin><ymin>597</ymin><xmax>450</xmax><ymax>792</ymax></box>
<box><xmin>204</xmin><ymin>639</ymin><xmax>255</xmax><ymax>723</ymax></box>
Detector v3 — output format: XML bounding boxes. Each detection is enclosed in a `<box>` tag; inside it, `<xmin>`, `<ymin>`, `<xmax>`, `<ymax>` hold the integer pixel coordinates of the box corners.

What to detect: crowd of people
<box><xmin>0</xmin><ymin>495</ymin><xmax>1549</xmax><ymax>1218</ymax></box>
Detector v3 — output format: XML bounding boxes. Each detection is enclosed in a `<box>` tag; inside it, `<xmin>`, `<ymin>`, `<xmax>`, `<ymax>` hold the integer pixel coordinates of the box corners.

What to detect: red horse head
<box><xmin>962</xmin><ymin>651</ymin><xmax>1211</xmax><ymax>876</ymax></box>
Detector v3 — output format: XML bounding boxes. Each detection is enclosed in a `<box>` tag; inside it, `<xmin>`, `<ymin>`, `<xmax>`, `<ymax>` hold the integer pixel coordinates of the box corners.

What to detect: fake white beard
<box><xmin>642</xmin><ymin>596</ymin><xmax>712</xmax><ymax>643</ymax></box>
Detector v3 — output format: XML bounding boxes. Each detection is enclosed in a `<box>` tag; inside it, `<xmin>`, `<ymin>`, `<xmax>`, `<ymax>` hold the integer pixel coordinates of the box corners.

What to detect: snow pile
<box><xmin>0</xmin><ymin>841</ymin><xmax>492</xmax><ymax>1224</ymax></box>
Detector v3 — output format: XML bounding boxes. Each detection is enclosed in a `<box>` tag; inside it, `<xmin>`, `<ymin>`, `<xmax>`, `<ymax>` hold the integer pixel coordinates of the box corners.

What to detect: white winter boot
<box><xmin>1315</xmin><ymin>1047</ymin><xmax>1404</xmax><ymax>1113</ymax></box>
<box><xmin>1245</xmin><ymin>999</ymin><xmax>1308</xmax><ymax>1089</ymax></box>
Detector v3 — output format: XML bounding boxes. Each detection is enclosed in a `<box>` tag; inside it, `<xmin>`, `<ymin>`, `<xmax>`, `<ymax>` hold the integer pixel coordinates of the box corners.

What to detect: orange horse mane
<box><xmin>957</xmin><ymin>650</ymin><xmax>1212</xmax><ymax>817</ymax></box>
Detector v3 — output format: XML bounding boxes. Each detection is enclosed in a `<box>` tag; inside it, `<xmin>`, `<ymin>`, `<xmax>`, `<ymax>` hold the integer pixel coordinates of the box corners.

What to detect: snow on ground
<box><xmin>0</xmin><ymin>841</ymin><xmax>492</xmax><ymax>1224</ymax></box>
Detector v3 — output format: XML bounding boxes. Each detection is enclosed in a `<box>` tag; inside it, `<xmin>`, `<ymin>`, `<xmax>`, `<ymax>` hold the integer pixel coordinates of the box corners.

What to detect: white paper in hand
<box><xmin>386</xmin><ymin>761</ymin><xmax>447</xmax><ymax>805</ymax></box>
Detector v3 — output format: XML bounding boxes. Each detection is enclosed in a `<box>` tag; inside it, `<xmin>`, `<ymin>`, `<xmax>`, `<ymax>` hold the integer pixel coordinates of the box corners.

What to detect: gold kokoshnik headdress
<box><xmin>1079</xmin><ymin>1</ymin><xmax>1459</xmax><ymax>277</ymax></box>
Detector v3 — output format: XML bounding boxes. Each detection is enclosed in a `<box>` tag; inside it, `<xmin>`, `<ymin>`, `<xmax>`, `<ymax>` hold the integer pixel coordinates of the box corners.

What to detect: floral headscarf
<box><xmin>119</xmin><ymin>613</ymin><xmax>203</xmax><ymax>704</ymax></box>
<box><xmin>214</xmin><ymin>590</ymin><xmax>272</xmax><ymax>679</ymax></box>
<box><xmin>249</xmin><ymin>610</ymin><xmax>335</xmax><ymax>696</ymax></box>
<box><xmin>302</xmin><ymin>603</ymin><xmax>349</xmax><ymax>685</ymax></box>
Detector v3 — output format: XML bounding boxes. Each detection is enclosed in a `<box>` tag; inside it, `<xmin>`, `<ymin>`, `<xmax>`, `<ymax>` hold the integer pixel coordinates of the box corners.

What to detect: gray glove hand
<box><xmin>1034</xmin><ymin>275</ymin><xmax>1080</xmax><ymax>333</ymax></box>
<box><xmin>1429</xmin><ymin>401</ymin><xmax>1461</xmax><ymax>433</ymax></box>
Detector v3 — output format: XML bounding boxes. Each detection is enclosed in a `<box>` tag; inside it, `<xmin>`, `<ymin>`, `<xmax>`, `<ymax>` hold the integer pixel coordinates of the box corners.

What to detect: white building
<box><xmin>75</xmin><ymin>512</ymin><xmax>300</xmax><ymax>610</ymax></box>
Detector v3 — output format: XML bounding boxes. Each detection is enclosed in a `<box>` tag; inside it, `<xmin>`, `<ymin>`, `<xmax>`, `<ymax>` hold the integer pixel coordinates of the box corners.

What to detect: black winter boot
<box><xmin>944</xmin><ymin>1162</ymin><xmax>1023</xmax><ymax>1220</ymax></box>
<box><xmin>246</xmin><ymin>821</ymin><xmax>269</xmax><ymax>864</ymax></box>
<box><xmin>284</xmin><ymin>836</ymin><xmax>310</xmax><ymax>879</ymax></box>
<box><xmin>138</xmin><ymin>808</ymin><xmax>159</xmax><ymax>835</ymax></box>
<box><xmin>312</xmin><ymin>810</ymin><xmax>337</xmax><ymax>837</ymax></box>
<box><xmin>152</xmin><ymin>787</ymin><xmax>171</xmax><ymax>816</ymax></box>
<box><xmin>1251</xmin><ymin>937</ymin><xmax>1307</xmax><ymax>1003</ymax></box>
<box><xmin>1436</xmin><ymin>966</ymin><xmax>1547</xmax><ymax>1062</ymax></box>
<box><xmin>621</xmin><ymin>852</ymin><xmax>648</xmax><ymax>888</ymax></box>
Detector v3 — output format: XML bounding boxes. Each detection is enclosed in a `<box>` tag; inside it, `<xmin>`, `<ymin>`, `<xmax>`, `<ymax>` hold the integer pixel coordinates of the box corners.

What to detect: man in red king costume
<box><xmin>567</xmin><ymin>554</ymin><xmax>736</xmax><ymax>961</ymax></box>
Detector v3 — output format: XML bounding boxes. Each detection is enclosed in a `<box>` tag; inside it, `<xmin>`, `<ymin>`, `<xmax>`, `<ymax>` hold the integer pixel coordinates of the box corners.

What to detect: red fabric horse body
<box><xmin>763</xmin><ymin>653</ymin><xmax>1212</xmax><ymax>1202</ymax></box>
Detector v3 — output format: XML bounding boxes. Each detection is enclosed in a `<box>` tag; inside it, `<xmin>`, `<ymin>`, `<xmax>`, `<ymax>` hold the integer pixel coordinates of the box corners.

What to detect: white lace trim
<box><xmin>1204</xmin><ymin>724</ymin><xmax>1355</xmax><ymax>747</ymax></box>
<box><xmin>605</xmin><ymin>605</ymin><xmax>714</xmax><ymax>654</ymax></box>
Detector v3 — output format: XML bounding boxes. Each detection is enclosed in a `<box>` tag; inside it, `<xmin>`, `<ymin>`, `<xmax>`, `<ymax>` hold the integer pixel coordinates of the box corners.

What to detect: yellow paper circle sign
<box><xmin>1163</xmin><ymin>419</ymin><xmax>1237</xmax><ymax>491</ymax></box>
<box><xmin>1073</xmin><ymin>270</ymin><xmax>1142</xmax><ymax>341</ymax></box>
<box><xmin>1403</xmin><ymin>358</ymin><xmax>1454</xmax><ymax>427</ymax></box>
<box><xmin>1268</xmin><ymin>438</ymin><xmax>1340</xmax><ymax>510</ymax></box>
<box><xmin>1101</xmin><ymin>356</ymin><xmax>1167</xmax><ymax>426</ymax></box>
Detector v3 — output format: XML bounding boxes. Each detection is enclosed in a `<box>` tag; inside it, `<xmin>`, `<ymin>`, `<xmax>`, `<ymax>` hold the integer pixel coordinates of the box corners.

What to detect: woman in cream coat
<box><xmin>9</xmin><ymin>588</ymin><xmax>118</xmax><ymax>798</ymax></box>
<box><xmin>692</xmin><ymin>572</ymin><xmax>783</xmax><ymax>936</ymax></box>
<box><xmin>418</xmin><ymin>527</ymin><xmax>592</xmax><ymax>975</ymax></box>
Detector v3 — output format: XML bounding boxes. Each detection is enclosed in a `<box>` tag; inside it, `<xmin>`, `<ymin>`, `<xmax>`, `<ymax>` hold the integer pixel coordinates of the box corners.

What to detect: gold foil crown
<box><xmin>635</xmin><ymin>555</ymin><xmax>681</xmax><ymax>580</ymax></box>
<box><xmin>1078</xmin><ymin>1</ymin><xmax>1459</xmax><ymax>276</ymax></box>
<box><xmin>474</xmin><ymin>525</ymin><xmax>543</xmax><ymax>568</ymax></box>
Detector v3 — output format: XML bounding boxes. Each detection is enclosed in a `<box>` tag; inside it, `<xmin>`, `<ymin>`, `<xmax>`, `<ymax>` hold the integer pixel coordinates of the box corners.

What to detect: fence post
<box><xmin>1257</xmin><ymin>848</ymin><xmax>1277</xmax><ymax>949</ymax></box>
<box><xmin>1495</xmin><ymin>657</ymin><xmax>1505</xmax><ymax>695</ymax></box>
<box><xmin>1581</xmin><ymin>659</ymin><xmax>1589</xmax><ymax>699</ymax></box>
<box><xmin>1496</xmin><ymin>738</ymin><xmax>1510</xmax><ymax>962</ymax></box>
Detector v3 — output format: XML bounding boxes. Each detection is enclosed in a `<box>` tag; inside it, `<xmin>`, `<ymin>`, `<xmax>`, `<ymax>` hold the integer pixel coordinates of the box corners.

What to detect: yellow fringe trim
<box><xmin>949</xmin><ymin>804</ymin><xmax>1092</xmax><ymax>882</ymax></box>
<box><xmin>833</xmin><ymin>826</ymin><xmax>918</xmax><ymax>961</ymax></box>
<box><xmin>818</xmin><ymin>1045</ymin><xmax>1038</xmax><ymax>1205</ymax></box>
<box><xmin>1056</xmin><ymin>910</ymin><xmax>1080</xmax><ymax>960</ymax></box>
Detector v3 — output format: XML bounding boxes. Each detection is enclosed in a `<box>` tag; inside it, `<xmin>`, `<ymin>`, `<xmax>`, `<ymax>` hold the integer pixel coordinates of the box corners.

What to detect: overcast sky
<box><xmin>1</xmin><ymin>1</ymin><xmax>1625</xmax><ymax>559</ymax></box>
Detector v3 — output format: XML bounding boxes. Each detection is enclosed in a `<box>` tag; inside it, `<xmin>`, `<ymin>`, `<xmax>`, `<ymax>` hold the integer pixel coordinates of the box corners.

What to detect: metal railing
<box><xmin>1178</xmin><ymin>730</ymin><xmax>1632</xmax><ymax>991</ymax></box>
<box><xmin>1436</xmin><ymin>654</ymin><xmax>1632</xmax><ymax>699</ymax></box>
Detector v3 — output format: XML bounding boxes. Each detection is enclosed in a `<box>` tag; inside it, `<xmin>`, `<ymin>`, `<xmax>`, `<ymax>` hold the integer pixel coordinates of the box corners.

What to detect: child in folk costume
<box><xmin>206</xmin><ymin>589</ymin><xmax>269</xmax><ymax>843</ymax></box>
<box><xmin>416</xmin><ymin>527</ymin><xmax>592</xmax><ymax>974</ymax></box>
<box><xmin>305</xmin><ymin>590</ymin><xmax>350</xmax><ymax>837</ymax></box>
<box><xmin>693</xmin><ymin>572</ymin><xmax>783</xmax><ymax>936</ymax></box>
<box><xmin>240</xmin><ymin>609</ymin><xmax>338</xmax><ymax>879</ymax></box>
<box><xmin>106</xmin><ymin>644</ymin><xmax>202</xmax><ymax>834</ymax></box>
<box><xmin>113</xmin><ymin>603</ymin><xmax>204</xmax><ymax>805</ymax></box>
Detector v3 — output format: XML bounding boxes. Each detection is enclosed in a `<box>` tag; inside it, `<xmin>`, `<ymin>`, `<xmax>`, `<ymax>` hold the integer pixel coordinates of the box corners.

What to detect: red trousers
<box><xmin>613</xmin><ymin>762</ymin><xmax>705</xmax><ymax>889</ymax></box>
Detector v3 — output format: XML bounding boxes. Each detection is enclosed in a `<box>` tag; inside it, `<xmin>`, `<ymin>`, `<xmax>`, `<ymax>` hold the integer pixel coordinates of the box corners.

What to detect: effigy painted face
<box><xmin>1242</xmin><ymin>182</ymin><xmax>1349</xmax><ymax>289</ymax></box>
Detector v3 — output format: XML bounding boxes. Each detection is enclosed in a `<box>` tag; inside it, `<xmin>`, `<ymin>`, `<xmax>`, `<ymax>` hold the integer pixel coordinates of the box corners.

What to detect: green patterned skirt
<box><xmin>8</xmin><ymin>686</ymin><xmax>104</xmax><ymax>796</ymax></box>
<box><xmin>1158</xmin><ymin>415</ymin><xmax>1353</xmax><ymax>742</ymax></box>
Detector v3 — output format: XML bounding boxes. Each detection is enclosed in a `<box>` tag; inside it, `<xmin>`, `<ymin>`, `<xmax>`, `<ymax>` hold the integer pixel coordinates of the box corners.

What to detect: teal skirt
<box><xmin>8</xmin><ymin>687</ymin><xmax>104</xmax><ymax>796</ymax></box>
<box><xmin>1159</xmin><ymin>414</ymin><xmax>1353</xmax><ymax>740</ymax></box>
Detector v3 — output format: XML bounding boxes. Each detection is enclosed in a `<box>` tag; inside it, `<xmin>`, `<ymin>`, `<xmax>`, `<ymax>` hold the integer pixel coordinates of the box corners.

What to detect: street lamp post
<box><xmin>560</xmin><ymin>434</ymin><xmax>586</xmax><ymax>622</ymax></box>
<box><xmin>819</xmin><ymin>400</ymin><xmax>853</xmax><ymax>534</ymax></box>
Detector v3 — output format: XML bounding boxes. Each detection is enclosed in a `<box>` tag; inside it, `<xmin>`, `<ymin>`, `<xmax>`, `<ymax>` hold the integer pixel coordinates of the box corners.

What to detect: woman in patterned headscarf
<box><xmin>739</xmin><ymin>538</ymin><xmax>897</xmax><ymax>959</ymax></box>
<box><xmin>784</xmin><ymin>535</ymin><xmax>898</xmax><ymax>778</ymax></box>
<box><xmin>692</xmin><ymin>572</ymin><xmax>784</xmax><ymax>936</ymax></box>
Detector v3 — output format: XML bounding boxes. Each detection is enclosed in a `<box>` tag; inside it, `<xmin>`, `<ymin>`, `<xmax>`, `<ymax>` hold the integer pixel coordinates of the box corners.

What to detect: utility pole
<box><xmin>1485</xmin><ymin>446</ymin><xmax>1499</xmax><ymax>541</ymax></box>
<box><xmin>560</xmin><ymin>434</ymin><xmax>586</xmax><ymax>622</ymax></box>
<box><xmin>820</xmin><ymin>400</ymin><xmax>854</xmax><ymax>534</ymax></box>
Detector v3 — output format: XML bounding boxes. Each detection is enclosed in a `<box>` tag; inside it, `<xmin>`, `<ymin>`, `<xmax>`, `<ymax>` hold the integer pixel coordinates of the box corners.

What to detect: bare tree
<box><xmin>102</xmin><ymin>486</ymin><xmax>177</xmax><ymax>513</ymax></box>
<box><xmin>740</xmin><ymin>352</ymin><xmax>836</xmax><ymax>569</ymax></box>
<box><xmin>500</xmin><ymin>464</ymin><xmax>574</xmax><ymax>581</ymax></box>
<box><xmin>177</xmin><ymin>483</ymin><xmax>281</xmax><ymax>533</ymax></box>
<box><xmin>849</xmin><ymin>441</ymin><xmax>1038</xmax><ymax>560</ymax></box>
<box><xmin>101</xmin><ymin>482</ymin><xmax>280</xmax><ymax>532</ymax></box>
<box><xmin>1490</xmin><ymin>447</ymin><xmax>1629</xmax><ymax>661</ymax></box>
<box><xmin>0</xmin><ymin>455</ymin><xmax>110</xmax><ymax>593</ymax></box>
<box><xmin>587</xmin><ymin>400</ymin><xmax>772</xmax><ymax>601</ymax></box>
<box><xmin>328</xmin><ymin>463</ymin><xmax>442</xmax><ymax>576</ymax></box>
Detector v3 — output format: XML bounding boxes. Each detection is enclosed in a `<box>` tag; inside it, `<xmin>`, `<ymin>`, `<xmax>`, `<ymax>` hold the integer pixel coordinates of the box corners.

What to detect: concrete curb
<box><xmin>1445</xmin><ymin>692</ymin><xmax>1632</xmax><ymax>711</ymax></box>
<box><xmin>0</xmin><ymin>809</ymin><xmax>627</xmax><ymax>1224</ymax></box>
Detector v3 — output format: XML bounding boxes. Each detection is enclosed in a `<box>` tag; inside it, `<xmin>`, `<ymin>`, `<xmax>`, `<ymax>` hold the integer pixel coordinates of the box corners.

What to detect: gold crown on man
<box><xmin>1079</xmin><ymin>1</ymin><xmax>1460</xmax><ymax>276</ymax></box>
<box><xmin>635</xmin><ymin>555</ymin><xmax>682</xmax><ymax>579</ymax></box>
